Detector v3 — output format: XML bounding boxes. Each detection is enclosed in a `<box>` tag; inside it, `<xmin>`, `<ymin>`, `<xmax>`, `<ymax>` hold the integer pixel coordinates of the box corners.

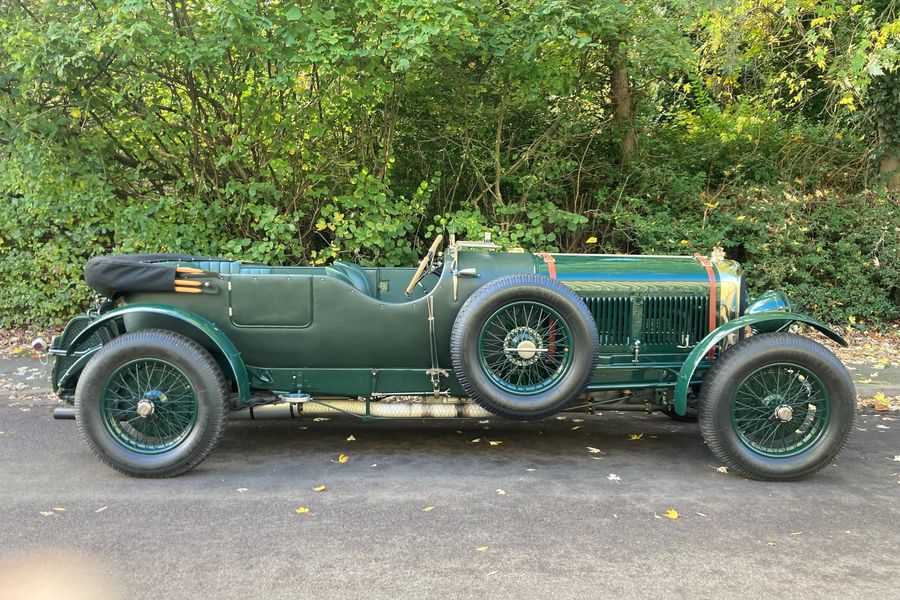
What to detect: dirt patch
<box><xmin>0</xmin><ymin>327</ymin><xmax>62</xmax><ymax>359</ymax></box>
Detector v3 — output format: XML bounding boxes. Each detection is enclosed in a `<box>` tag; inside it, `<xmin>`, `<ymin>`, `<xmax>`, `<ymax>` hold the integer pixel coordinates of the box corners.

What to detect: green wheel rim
<box><xmin>100</xmin><ymin>359</ymin><xmax>198</xmax><ymax>454</ymax></box>
<box><xmin>730</xmin><ymin>362</ymin><xmax>830</xmax><ymax>458</ymax></box>
<box><xmin>477</xmin><ymin>301</ymin><xmax>573</xmax><ymax>394</ymax></box>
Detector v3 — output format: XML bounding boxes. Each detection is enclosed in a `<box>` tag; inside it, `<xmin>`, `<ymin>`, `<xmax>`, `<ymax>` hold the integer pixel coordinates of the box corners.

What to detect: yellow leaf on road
<box><xmin>346</xmin><ymin>435</ymin><xmax>356</xmax><ymax>441</ymax></box>
<box><xmin>474</xmin><ymin>546</ymin><xmax>490</xmax><ymax>552</ymax></box>
<box><xmin>295</xmin><ymin>507</ymin><xmax>310</xmax><ymax>514</ymax></box>
<box><xmin>337</xmin><ymin>454</ymin><xmax>349</xmax><ymax>463</ymax></box>
<box><xmin>665</xmin><ymin>509</ymin><xmax>679</xmax><ymax>520</ymax></box>
<box><xmin>716</xmin><ymin>466</ymin><xmax>728</xmax><ymax>473</ymax></box>
<box><xmin>628</xmin><ymin>433</ymin><xmax>643</xmax><ymax>441</ymax></box>
<box><xmin>586</xmin><ymin>447</ymin><xmax>602</xmax><ymax>453</ymax></box>
<box><xmin>489</xmin><ymin>440</ymin><xmax>503</xmax><ymax>446</ymax></box>
<box><xmin>52</xmin><ymin>507</ymin><xmax>65</xmax><ymax>512</ymax></box>
<box><xmin>790</xmin><ymin>531</ymin><xmax>803</xmax><ymax>536</ymax></box>
<box><xmin>313</xmin><ymin>485</ymin><xmax>326</xmax><ymax>492</ymax></box>
<box><xmin>423</xmin><ymin>506</ymin><xmax>434</xmax><ymax>512</ymax></box>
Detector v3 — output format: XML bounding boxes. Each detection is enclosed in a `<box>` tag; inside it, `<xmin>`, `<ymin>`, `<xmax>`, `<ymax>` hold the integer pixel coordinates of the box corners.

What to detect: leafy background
<box><xmin>0</xmin><ymin>0</ymin><xmax>898</xmax><ymax>327</ymax></box>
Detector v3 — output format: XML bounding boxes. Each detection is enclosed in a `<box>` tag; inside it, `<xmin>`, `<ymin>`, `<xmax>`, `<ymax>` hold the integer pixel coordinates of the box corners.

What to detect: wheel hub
<box><xmin>504</xmin><ymin>327</ymin><xmax>541</xmax><ymax>366</ymax></box>
<box><xmin>136</xmin><ymin>399</ymin><xmax>155</xmax><ymax>418</ymax></box>
<box><xmin>775</xmin><ymin>405</ymin><xmax>794</xmax><ymax>422</ymax></box>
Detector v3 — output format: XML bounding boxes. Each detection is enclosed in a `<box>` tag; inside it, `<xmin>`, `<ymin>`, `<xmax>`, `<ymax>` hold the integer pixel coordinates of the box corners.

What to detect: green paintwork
<box><xmin>673</xmin><ymin>311</ymin><xmax>848</xmax><ymax>415</ymax></box>
<box><xmin>745</xmin><ymin>289</ymin><xmax>792</xmax><ymax>314</ymax></box>
<box><xmin>100</xmin><ymin>358</ymin><xmax>199</xmax><ymax>454</ymax></box>
<box><xmin>53</xmin><ymin>247</ymin><xmax>842</xmax><ymax>417</ymax></box>
<box><xmin>65</xmin><ymin>304</ymin><xmax>251</xmax><ymax>404</ymax></box>
<box><xmin>729</xmin><ymin>362</ymin><xmax>830</xmax><ymax>457</ymax></box>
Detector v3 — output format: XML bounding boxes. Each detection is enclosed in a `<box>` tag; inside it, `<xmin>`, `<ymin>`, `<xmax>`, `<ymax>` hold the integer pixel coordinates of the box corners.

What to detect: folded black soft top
<box><xmin>84</xmin><ymin>254</ymin><xmax>220</xmax><ymax>296</ymax></box>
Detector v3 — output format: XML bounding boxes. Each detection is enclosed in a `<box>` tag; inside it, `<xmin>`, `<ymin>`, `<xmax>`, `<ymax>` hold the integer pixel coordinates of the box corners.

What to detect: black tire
<box><xmin>699</xmin><ymin>332</ymin><xmax>854</xmax><ymax>481</ymax></box>
<box><xmin>75</xmin><ymin>329</ymin><xmax>229</xmax><ymax>477</ymax></box>
<box><xmin>450</xmin><ymin>273</ymin><xmax>599</xmax><ymax>420</ymax></box>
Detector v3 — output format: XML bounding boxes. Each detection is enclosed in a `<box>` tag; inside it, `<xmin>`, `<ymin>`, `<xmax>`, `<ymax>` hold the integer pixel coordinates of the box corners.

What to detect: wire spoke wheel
<box><xmin>730</xmin><ymin>363</ymin><xmax>829</xmax><ymax>457</ymax></box>
<box><xmin>76</xmin><ymin>329</ymin><xmax>229</xmax><ymax>477</ymax></box>
<box><xmin>698</xmin><ymin>332</ymin><xmax>854</xmax><ymax>481</ymax></box>
<box><xmin>478</xmin><ymin>301</ymin><xmax>572</xmax><ymax>394</ymax></box>
<box><xmin>100</xmin><ymin>358</ymin><xmax>198</xmax><ymax>454</ymax></box>
<box><xmin>451</xmin><ymin>273</ymin><xmax>599</xmax><ymax>420</ymax></box>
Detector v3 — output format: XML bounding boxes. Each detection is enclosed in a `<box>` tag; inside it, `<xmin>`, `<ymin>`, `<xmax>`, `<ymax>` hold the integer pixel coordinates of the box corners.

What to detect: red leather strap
<box><xmin>537</xmin><ymin>252</ymin><xmax>557</xmax><ymax>280</ymax></box>
<box><xmin>694</xmin><ymin>253</ymin><xmax>718</xmax><ymax>359</ymax></box>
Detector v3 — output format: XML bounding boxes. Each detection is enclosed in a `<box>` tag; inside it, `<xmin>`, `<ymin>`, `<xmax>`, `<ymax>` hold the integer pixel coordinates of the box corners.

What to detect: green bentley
<box><xmin>47</xmin><ymin>233</ymin><xmax>855</xmax><ymax>480</ymax></box>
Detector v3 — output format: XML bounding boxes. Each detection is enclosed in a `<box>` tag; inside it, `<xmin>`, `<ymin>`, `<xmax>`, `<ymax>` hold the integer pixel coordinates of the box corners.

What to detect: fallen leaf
<box><xmin>474</xmin><ymin>546</ymin><xmax>490</xmax><ymax>553</ymax></box>
<box><xmin>470</xmin><ymin>438</ymin><xmax>482</xmax><ymax>443</ymax></box>
<box><xmin>236</xmin><ymin>488</ymin><xmax>248</xmax><ymax>493</ymax></box>
<box><xmin>95</xmin><ymin>506</ymin><xmax>108</xmax><ymax>513</ymax></box>
<box><xmin>572</xmin><ymin>418</ymin><xmax>584</xmax><ymax>423</ymax></box>
<box><xmin>665</xmin><ymin>509</ymin><xmax>679</xmax><ymax>520</ymax></box>
<box><xmin>767</xmin><ymin>542</ymin><xmax>776</xmax><ymax>547</ymax></box>
<box><xmin>571</xmin><ymin>426</ymin><xmax>581</xmax><ymax>430</ymax></box>
<box><xmin>496</xmin><ymin>489</ymin><xmax>506</xmax><ymax>495</ymax></box>
<box><xmin>370</xmin><ymin>463</ymin><xmax>378</xmax><ymax>468</ymax></box>
<box><xmin>628</xmin><ymin>433</ymin><xmax>644</xmax><ymax>441</ymax></box>
<box><xmin>39</xmin><ymin>511</ymin><xmax>56</xmax><ymax>516</ymax></box>
<box><xmin>312</xmin><ymin>417</ymin><xmax>330</xmax><ymax>422</ymax></box>
<box><xmin>52</xmin><ymin>507</ymin><xmax>65</xmax><ymax>512</ymax></box>
<box><xmin>488</xmin><ymin>440</ymin><xmax>503</xmax><ymax>446</ymax></box>
<box><xmin>716</xmin><ymin>466</ymin><xmax>728</xmax><ymax>473</ymax></box>
<box><xmin>790</xmin><ymin>531</ymin><xmax>803</xmax><ymax>536</ymax></box>
<box><xmin>422</xmin><ymin>506</ymin><xmax>434</xmax><ymax>512</ymax></box>
<box><xmin>586</xmin><ymin>447</ymin><xmax>602</xmax><ymax>453</ymax></box>
<box><xmin>586</xmin><ymin>236</ymin><xmax>598</xmax><ymax>244</ymax></box>
<box><xmin>858</xmin><ymin>379</ymin><xmax>873</xmax><ymax>384</ymax></box>
<box><xmin>607</xmin><ymin>473</ymin><xmax>622</xmax><ymax>483</ymax></box>
<box><xmin>555</xmin><ymin>415</ymin><xmax>567</xmax><ymax>420</ymax></box>
<box><xmin>295</xmin><ymin>507</ymin><xmax>310</xmax><ymax>514</ymax></box>
<box><xmin>891</xmin><ymin>456</ymin><xmax>900</xmax><ymax>462</ymax></box>
<box><xmin>876</xmin><ymin>424</ymin><xmax>890</xmax><ymax>429</ymax></box>
<box><xmin>346</xmin><ymin>435</ymin><xmax>356</xmax><ymax>441</ymax></box>
<box><xmin>313</xmin><ymin>485</ymin><xmax>327</xmax><ymax>492</ymax></box>
<box><xmin>337</xmin><ymin>454</ymin><xmax>349</xmax><ymax>463</ymax></box>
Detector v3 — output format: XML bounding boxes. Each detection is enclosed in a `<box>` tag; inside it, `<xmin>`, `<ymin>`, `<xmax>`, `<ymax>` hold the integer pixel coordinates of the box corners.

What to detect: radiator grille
<box><xmin>641</xmin><ymin>295</ymin><xmax>709</xmax><ymax>347</ymax></box>
<box><xmin>583</xmin><ymin>296</ymin><xmax>632</xmax><ymax>347</ymax></box>
<box><xmin>582</xmin><ymin>295</ymin><xmax>710</xmax><ymax>349</ymax></box>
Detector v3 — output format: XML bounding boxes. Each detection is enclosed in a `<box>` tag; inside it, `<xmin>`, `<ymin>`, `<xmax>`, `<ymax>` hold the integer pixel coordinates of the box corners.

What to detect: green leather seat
<box><xmin>328</xmin><ymin>261</ymin><xmax>376</xmax><ymax>296</ymax></box>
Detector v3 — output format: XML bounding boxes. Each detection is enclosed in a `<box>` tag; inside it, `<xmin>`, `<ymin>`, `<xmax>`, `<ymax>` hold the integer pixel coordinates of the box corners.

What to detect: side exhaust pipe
<box><xmin>53</xmin><ymin>407</ymin><xmax>77</xmax><ymax>420</ymax></box>
<box><xmin>233</xmin><ymin>400</ymin><xmax>493</xmax><ymax>420</ymax></box>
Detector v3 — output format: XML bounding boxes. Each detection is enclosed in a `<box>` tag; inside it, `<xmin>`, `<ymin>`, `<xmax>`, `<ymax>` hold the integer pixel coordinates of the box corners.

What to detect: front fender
<box><xmin>672</xmin><ymin>312</ymin><xmax>847</xmax><ymax>415</ymax></box>
<box><xmin>64</xmin><ymin>304</ymin><xmax>250</xmax><ymax>405</ymax></box>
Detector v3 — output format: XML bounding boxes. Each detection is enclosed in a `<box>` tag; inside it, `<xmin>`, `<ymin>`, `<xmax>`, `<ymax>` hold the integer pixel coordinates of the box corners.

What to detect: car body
<box><xmin>48</xmin><ymin>234</ymin><xmax>855</xmax><ymax>480</ymax></box>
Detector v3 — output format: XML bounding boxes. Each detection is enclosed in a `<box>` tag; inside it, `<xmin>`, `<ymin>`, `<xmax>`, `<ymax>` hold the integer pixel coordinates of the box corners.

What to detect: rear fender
<box><xmin>672</xmin><ymin>312</ymin><xmax>847</xmax><ymax>415</ymax></box>
<box><xmin>63</xmin><ymin>304</ymin><xmax>250</xmax><ymax>405</ymax></box>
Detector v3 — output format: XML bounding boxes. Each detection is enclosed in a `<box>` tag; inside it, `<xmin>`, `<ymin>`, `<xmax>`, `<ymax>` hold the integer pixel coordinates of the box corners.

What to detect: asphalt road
<box><xmin>1</xmin><ymin>390</ymin><xmax>898</xmax><ymax>600</ymax></box>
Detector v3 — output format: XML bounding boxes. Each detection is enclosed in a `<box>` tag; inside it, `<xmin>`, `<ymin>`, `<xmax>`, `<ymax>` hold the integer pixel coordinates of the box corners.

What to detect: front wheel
<box><xmin>75</xmin><ymin>329</ymin><xmax>229</xmax><ymax>477</ymax></box>
<box><xmin>699</xmin><ymin>332</ymin><xmax>854</xmax><ymax>481</ymax></box>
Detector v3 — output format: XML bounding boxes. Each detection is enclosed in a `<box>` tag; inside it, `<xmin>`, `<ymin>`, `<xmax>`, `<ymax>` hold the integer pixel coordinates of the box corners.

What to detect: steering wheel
<box><xmin>405</xmin><ymin>234</ymin><xmax>444</xmax><ymax>296</ymax></box>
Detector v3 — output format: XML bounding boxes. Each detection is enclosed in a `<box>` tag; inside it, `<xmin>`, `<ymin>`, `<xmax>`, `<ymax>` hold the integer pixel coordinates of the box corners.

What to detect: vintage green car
<box><xmin>47</xmin><ymin>233</ymin><xmax>855</xmax><ymax>480</ymax></box>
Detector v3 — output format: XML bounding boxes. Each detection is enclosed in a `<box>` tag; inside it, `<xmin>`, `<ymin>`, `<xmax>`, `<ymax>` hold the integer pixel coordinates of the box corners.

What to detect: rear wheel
<box><xmin>75</xmin><ymin>329</ymin><xmax>229</xmax><ymax>477</ymax></box>
<box><xmin>451</xmin><ymin>274</ymin><xmax>599</xmax><ymax>420</ymax></box>
<box><xmin>699</xmin><ymin>332</ymin><xmax>854</xmax><ymax>481</ymax></box>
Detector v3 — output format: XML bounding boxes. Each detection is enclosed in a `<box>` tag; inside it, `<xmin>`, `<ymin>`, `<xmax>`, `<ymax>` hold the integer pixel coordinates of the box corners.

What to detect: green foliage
<box><xmin>0</xmin><ymin>0</ymin><xmax>898</xmax><ymax>327</ymax></box>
